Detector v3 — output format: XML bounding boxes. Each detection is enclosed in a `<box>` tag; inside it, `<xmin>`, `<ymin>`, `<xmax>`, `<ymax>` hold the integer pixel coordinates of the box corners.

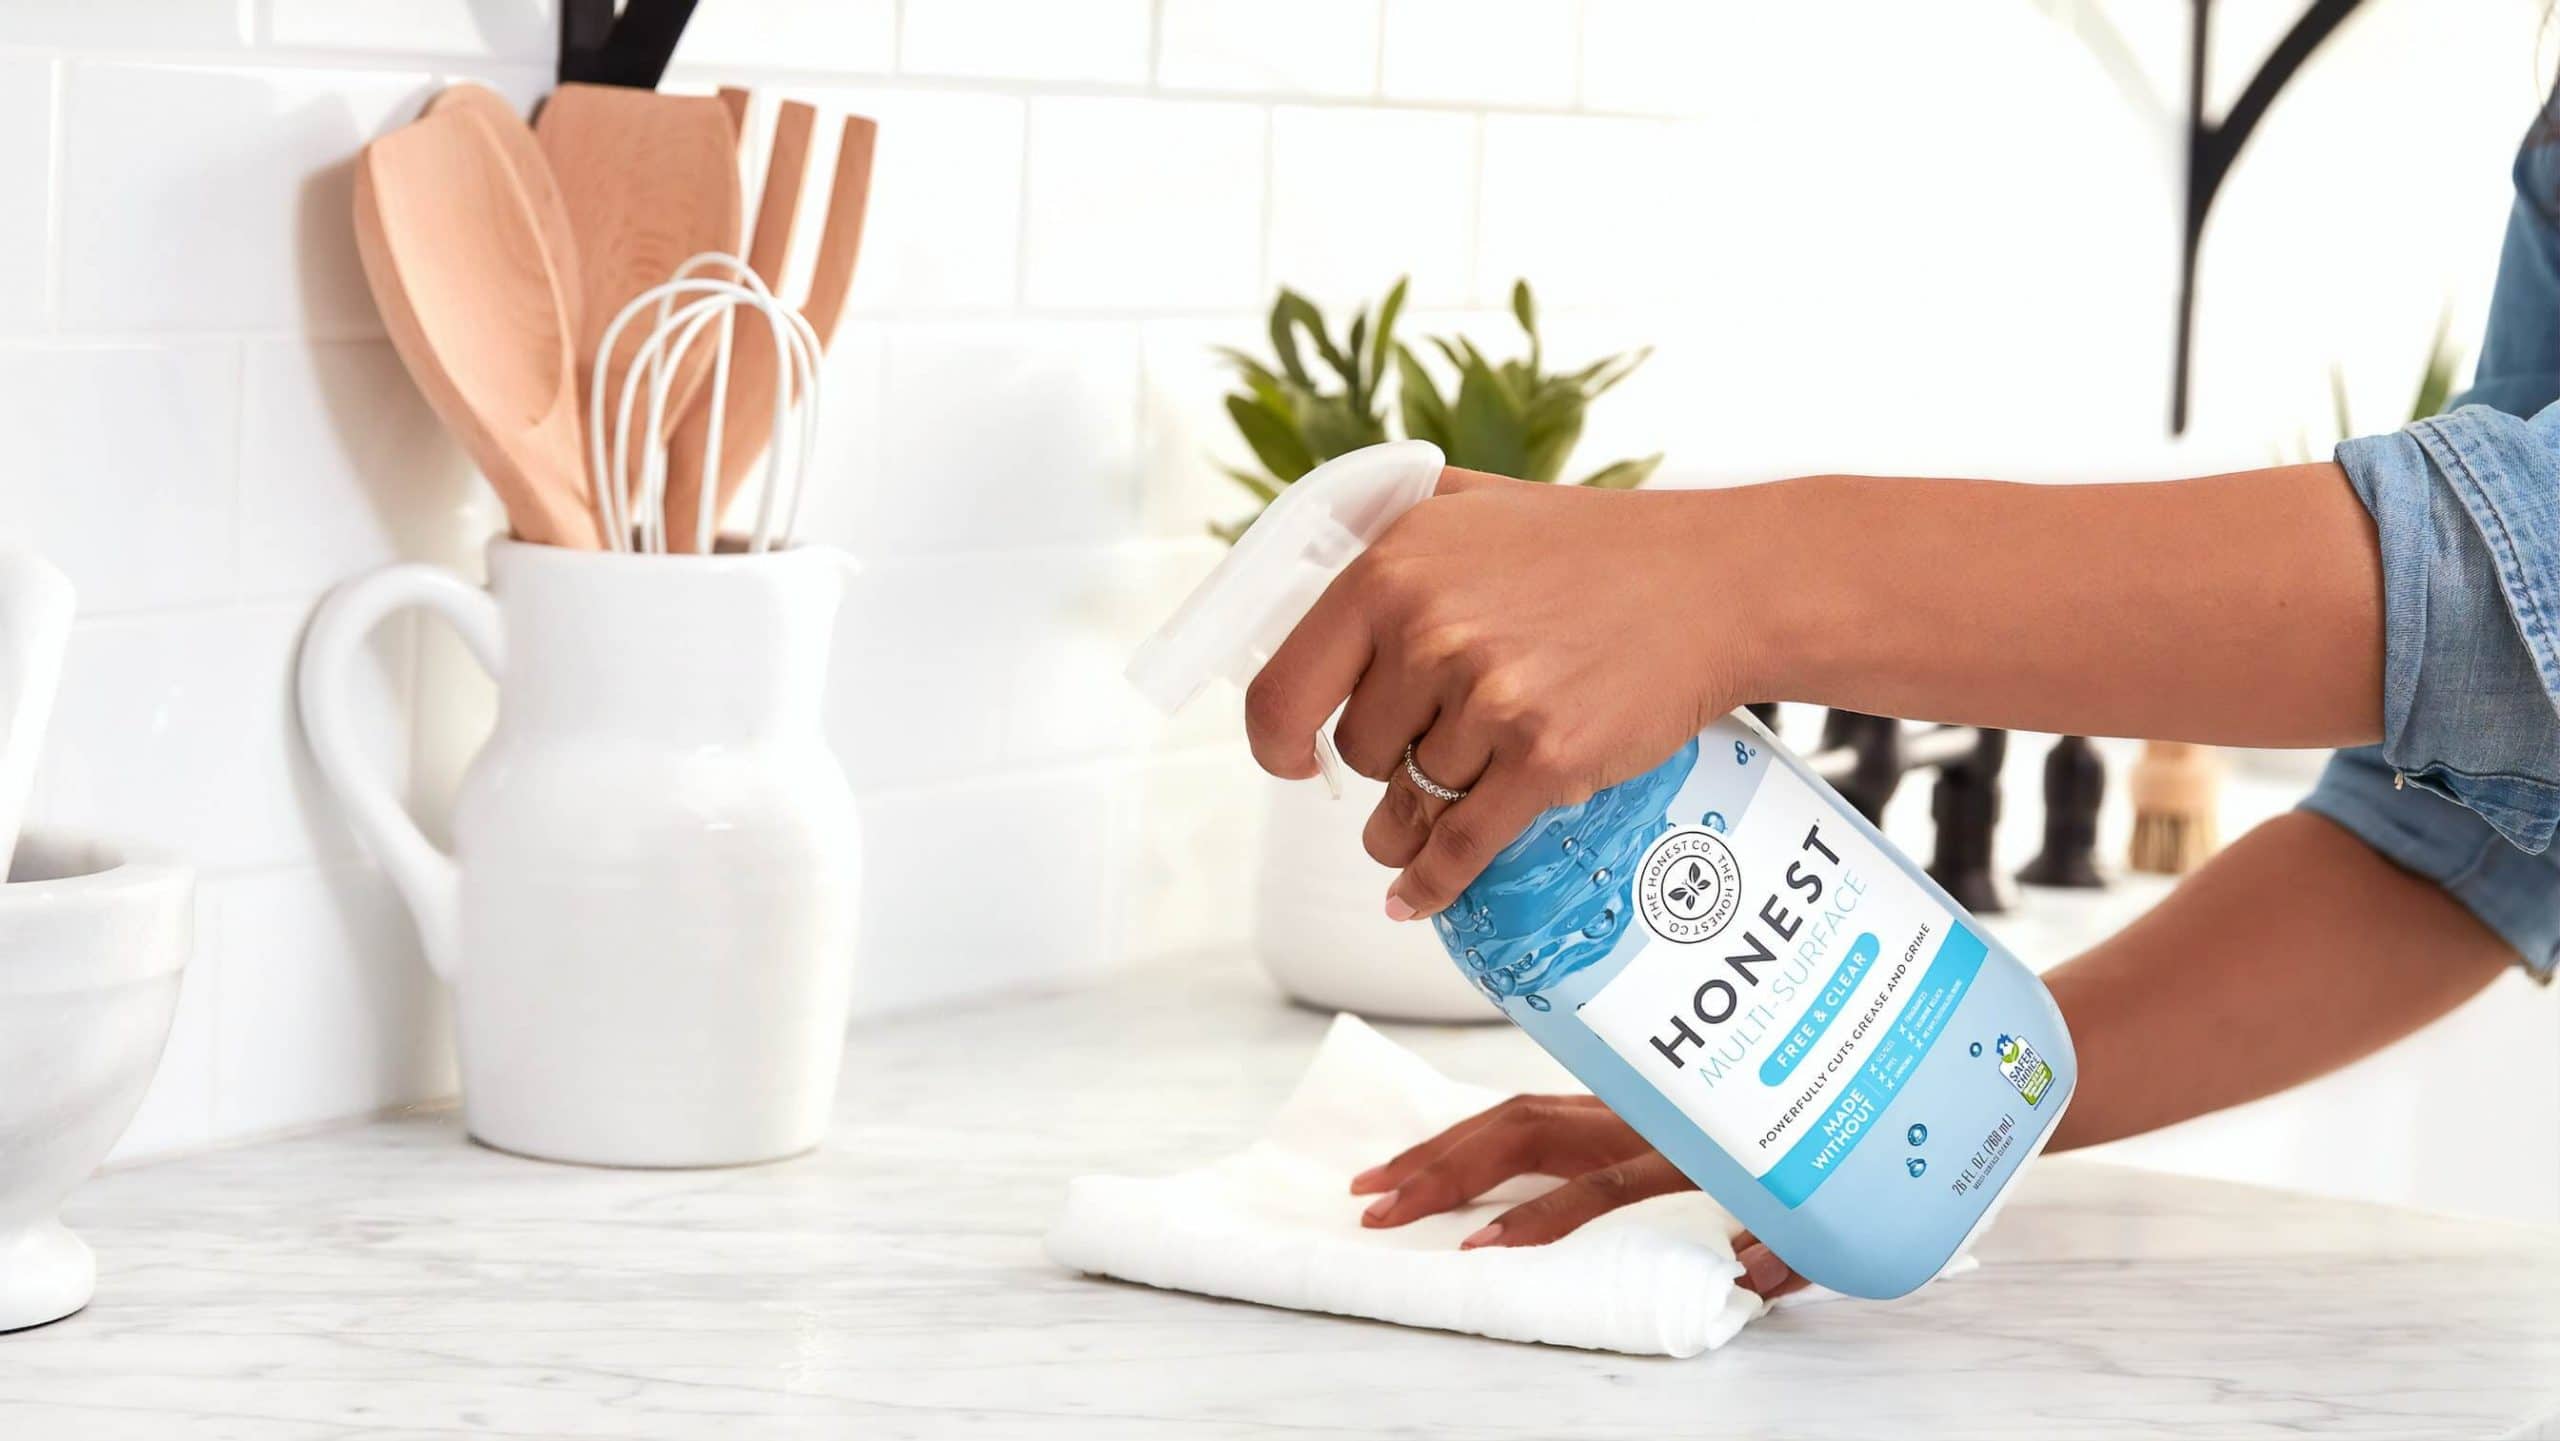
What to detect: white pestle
<box><xmin>0</xmin><ymin>544</ymin><xmax>73</xmax><ymax>882</ymax></box>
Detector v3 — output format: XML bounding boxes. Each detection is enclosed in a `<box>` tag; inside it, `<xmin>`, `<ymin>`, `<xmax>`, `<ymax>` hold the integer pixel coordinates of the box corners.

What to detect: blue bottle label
<box><xmin>1575</xmin><ymin>758</ymin><xmax>1978</xmax><ymax>1207</ymax></box>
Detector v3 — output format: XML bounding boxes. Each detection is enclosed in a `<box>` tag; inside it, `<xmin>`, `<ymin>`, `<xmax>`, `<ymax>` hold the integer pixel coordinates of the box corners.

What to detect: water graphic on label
<box><xmin>1433</xmin><ymin>739</ymin><xmax>1700</xmax><ymax>1003</ymax></box>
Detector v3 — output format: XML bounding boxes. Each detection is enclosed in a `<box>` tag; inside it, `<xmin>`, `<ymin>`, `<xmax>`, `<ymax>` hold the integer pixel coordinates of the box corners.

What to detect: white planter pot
<box><xmin>1251</xmin><ymin>774</ymin><xmax>1496</xmax><ymax>1022</ymax></box>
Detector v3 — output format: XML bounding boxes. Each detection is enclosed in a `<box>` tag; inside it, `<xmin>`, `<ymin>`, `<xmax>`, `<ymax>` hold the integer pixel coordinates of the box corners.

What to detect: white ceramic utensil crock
<box><xmin>0</xmin><ymin>830</ymin><xmax>194</xmax><ymax>1332</ymax></box>
<box><xmin>298</xmin><ymin>540</ymin><xmax>861</xmax><ymax>1167</ymax></box>
<box><xmin>1255</xmin><ymin>773</ymin><xmax>1494</xmax><ymax>1022</ymax></box>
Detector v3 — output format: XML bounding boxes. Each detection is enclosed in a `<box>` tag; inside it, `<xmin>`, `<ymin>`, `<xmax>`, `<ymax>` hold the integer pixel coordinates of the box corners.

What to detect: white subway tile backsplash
<box><xmin>830</xmin><ymin>551</ymin><xmax>1088</xmax><ymax>789</ymax></box>
<box><xmin>267</xmin><ymin>0</ymin><xmax>555</xmax><ymax>59</ymax></box>
<box><xmin>34</xmin><ymin>603</ymin><xmax>411</xmax><ymax>874</ymax></box>
<box><xmin>0</xmin><ymin>59</ymin><xmax>51</xmax><ymax>333</ymax></box>
<box><xmin>0</xmin><ymin>0</ymin><xmax>248</xmax><ymax>50</ymax></box>
<box><xmin>1108</xmin><ymin>745</ymin><xmax>1258</xmax><ymax>963</ymax></box>
<box><xmin>1156</xmin><ymin>0</ymin><xmax>1380</xmax><ymax>98</ymax></box>
<box><xmin>667</xmin><ymin>0</ymin><xmax>897</xmax><ymax>75</ymax></box>
<box><xmin>1267</xmin><ymin>106</ymin><xmax>1476</xmax><ymax>306</ymax></box>
<box><xmin>1476</xmin><ymin>113</ymin><xmax>1690</xmax><ymax>309</ymax></box>
<box><xmin>1138</xmin><ymin>314</ymin><xmax>1270</xmax><ymax>540</ymax></box>
<box><xmin>0</xmin><ymin>343</ymin><xmax>239</xmax><ymax>613</ymax></box>
<box><xmin>58</xmin><ymin>62</ymin><xmax>430</xmax><ymax>334</ymax></box>
<box><xmin>848</xmin><ymin>767</ymin><xmax>1121</xmax><ymax>1016</ymax></box>
<box><xmin>763</xmin><ymin>330</ymin><xmax>886</xmax><ymax>548</ymax></box>
<box><xmin>209</xmin><ymin>863</ymin><xmax>452</xmax><ymax>1138</ymax></box>
<box><xmin>794</xmin><ymin>88</ymin><xmax>1026</xmax><ymax>313</ymax></box>
<box><xmin>238</xmin><ymin>338</ymin><xmax>474</xmax><ymax>599</ymax></box>
<box><xmin>826</xmin><ymin>540</ymin><xmax>1219</xmax><ymax>791</ymax></box>
<box><xmin>1578</xmin><ymin>0</ymin><xmax>1715</xmax><ymax>115</ymax></box>
<box><xmin>865</xmin><ymin>321</ymin><xmax>1141</xmax><ymax>550</ymax></box>
<box><xmin>1022</xmin><ymin>97</ymin><xmax>1266</xmax><ymax>309</ymax></box>
<box><xmin>899</xmin><ymin>0</ymin><xmax>1153</xmax><ymax>85</ymax></box>
<box><xmin>1380</xmin><ymin>0</ymin><xmax>1578</xmax><ymax>108</ymax></box>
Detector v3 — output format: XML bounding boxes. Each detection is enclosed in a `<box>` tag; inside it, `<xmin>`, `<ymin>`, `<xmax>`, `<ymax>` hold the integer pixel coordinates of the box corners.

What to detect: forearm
<box><xmin>2039</xmin><ymin>811</ymin><xmax>2512</xmax><ymax>1152</ymax></box>
<box><xmin>1728</xmin><ymin>465</ymin><xmax>2386</xmax><ymax>746</ymax></box>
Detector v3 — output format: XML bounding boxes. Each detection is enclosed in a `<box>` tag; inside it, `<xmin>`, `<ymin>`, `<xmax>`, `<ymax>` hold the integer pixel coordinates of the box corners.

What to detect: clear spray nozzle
<box><xmin>1126</xmin><ymin>441</ymin><xmax>1446</xmax><ymax>796</ymax></box>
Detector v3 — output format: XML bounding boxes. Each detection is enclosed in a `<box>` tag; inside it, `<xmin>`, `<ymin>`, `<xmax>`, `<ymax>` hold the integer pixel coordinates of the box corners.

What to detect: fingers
<box><xmin>1732</xmin><ymin>1232</ymin><xmax>1810</xmax><ymax>1300</ymax></box>
<box><xmin>1346</xmin><ymin>1096</ymin><xmax>1522</xmax><ymax>1197</ymax></box>
<box><xmin>1356</xmin><ymin>1100</ymin><xmax>1553</xmax><ymax>1228</ymax></box>
<box><xmin>1384</xmin><ymin>758</ymin><xmax>1556</xmax><ymax>919</ymax></box>
<box><xmin>1362</xmin><ymin>704</ymin><xmax>1495</xmax><ymax>871</ymax></box>
<box><xmin>1461</xmin><ymin>1151</ymin><xmax>1692</xmax><ymax>1249</ymax></box>
<box><xmin>1242</xmin><ymin>572</ymin><xmax>1375</xmax><ymax>782</ymax></box>
<box><xmin>1331</xmin><ymin>666</ymin><xmax>1438</xmax><ymax>784</ymax></box>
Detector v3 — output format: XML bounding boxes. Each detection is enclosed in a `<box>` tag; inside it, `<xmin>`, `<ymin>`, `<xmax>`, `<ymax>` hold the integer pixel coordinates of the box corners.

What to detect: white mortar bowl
<box><xmin>0</xmin><ymin>830</ymin><xmax>192</xmax><ymax>1332</ymax></box>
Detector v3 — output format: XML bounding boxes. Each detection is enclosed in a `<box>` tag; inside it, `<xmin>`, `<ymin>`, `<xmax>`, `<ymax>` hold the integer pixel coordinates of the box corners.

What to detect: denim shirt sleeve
<box><xmin>2295</xmin><ymin>90</ymin><xmax>2560</xmax><ymax>978</ymax></box>
<box><xmin>2302</xmin><ymin>746</ymin><xmax>2560</xmax><ymax>979</ymax></box>
<box><xmin>2327</xmin><ymin>402</ymin><xmax>2560</xmax><ymax>854</ymax></box>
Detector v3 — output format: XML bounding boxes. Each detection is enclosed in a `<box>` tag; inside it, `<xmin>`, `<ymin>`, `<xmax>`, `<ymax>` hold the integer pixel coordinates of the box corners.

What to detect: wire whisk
<box><xmin>587</xmin><ymin>251</ymin><xmax>822</xmax><ymax>554</ymax></box>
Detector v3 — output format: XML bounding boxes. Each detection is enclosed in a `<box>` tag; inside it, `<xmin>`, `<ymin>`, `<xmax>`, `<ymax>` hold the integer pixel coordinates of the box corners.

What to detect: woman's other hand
<box><xmin>1243</xmin><ymin>469</ymin><xmax>1758</xmax><ymax>920</ymax></box>
<box><xmin>1349</xmin><ymin>1092</ymin><xmax>1808</xmax><ymax>1300</ymax></box>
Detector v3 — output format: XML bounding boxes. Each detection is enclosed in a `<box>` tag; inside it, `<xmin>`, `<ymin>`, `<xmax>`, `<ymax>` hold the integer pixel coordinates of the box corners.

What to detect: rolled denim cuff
<box><xmin>2334</xmin><ymin>403</ymin><xmax>2560</xmax><ymax>854</ymax></box>
<box><xmin>2301</xmin><ymin>746</ymin><xmax>2560</xmax><ymax>981</ymax></box>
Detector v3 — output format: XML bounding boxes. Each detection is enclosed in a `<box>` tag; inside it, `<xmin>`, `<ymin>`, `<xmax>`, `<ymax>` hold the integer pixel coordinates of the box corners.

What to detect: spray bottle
<box><xmin>1129</xmin><ymin>440</ymin><xmax>2074</xmax><ymax>1298</ymax></box>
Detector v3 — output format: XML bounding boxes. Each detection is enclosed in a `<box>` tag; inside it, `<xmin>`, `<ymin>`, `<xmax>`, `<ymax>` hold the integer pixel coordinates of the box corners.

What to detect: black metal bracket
<box><xmin>2017</xmin><ymin>734</ymin><xmax>2106</xmax><ymax>888</ymax></box>
<box><xmin>2170</xmin><ymin>0</ymin><xmax>2364</xmax><ymax>433</ymax></box>
<box><xmin>559</xmin><ymin>0</ymin><xmax>702</xmax><ymax>89</ymax></box>
<box><xmin>1787</xmin><ymin>710</ymin><xmax>2032</xmax><ymax>915</ymax></box>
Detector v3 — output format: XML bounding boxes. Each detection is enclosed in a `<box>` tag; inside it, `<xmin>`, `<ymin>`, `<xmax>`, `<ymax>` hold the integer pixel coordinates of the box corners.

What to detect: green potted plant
<box><xmin>1214</xmin><ymin>277</ymin><xmax>1660</xmax><ymax>539</ymax></box>
<box><xmin>1211</xmin><ymin>278</ymin><xmax>1663</xmax><ymax>1020</ymax></box>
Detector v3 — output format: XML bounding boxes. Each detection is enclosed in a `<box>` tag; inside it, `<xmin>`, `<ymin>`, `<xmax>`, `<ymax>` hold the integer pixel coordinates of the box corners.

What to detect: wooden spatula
<box><xmin>533</xmin><ymin>83</ymin><xmax>742</xmax><ymax>456</ymax></box>
<box><xmin>353</xmin><ymin>108</ymin><xmax>600</xmax><ymax>548</ymax></box>
<box><xmin>662</xmin><ymin>108</ymin><xmax>877</xmax><ymax>552</ymax></box>
<box><xmin>421</xmin><ymin>83</ymin><xmax>584</xmax><ymax>338</ymax></box>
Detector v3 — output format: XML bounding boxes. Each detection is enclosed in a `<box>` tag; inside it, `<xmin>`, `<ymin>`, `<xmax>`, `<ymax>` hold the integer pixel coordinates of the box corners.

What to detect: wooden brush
<box><xmin>2128</xmin><ymin>740</ymin><xmax>2220</xmax><ymax>875</ymax></box>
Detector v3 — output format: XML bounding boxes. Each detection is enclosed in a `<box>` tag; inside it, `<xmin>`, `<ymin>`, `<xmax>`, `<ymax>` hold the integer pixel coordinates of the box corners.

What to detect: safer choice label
<box><xmin>1578</xmin><ymin>762</ymin><xmax>1985</xmax><ymax>1207</ymax></box>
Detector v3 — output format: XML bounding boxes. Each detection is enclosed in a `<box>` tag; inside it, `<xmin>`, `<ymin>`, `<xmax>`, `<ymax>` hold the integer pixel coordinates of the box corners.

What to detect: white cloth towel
<box><xmin>1044</xmin><ymin>1015</ymin><xmax>1774</xmax><ymax>1357</ymax></box>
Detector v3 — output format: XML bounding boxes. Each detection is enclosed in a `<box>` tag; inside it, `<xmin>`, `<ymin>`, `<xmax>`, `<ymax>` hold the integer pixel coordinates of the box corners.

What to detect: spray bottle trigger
<box><xmin>1313</xmin><ymin>729</ymin><xmax>1346</xmax><ymax>800</ymax></box>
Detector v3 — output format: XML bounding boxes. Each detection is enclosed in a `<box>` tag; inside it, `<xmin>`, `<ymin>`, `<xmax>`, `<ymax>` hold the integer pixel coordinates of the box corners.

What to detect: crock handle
<box><xmin>297</xmin><ymin>565</ymin><xmax>501</xmax><ymax>982</ymax></box>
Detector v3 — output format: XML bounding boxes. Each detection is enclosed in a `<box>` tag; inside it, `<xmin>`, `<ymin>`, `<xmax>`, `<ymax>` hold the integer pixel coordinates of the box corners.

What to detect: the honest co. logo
<box><xmin>1635</xmin><ymin>827</ymin><xmax>1742</xmax><ymax>944</ymax></box>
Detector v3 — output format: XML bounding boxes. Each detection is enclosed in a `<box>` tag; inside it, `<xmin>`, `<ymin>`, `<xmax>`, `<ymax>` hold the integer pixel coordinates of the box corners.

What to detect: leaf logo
<box><xmin>1635</xmin><ymin>827</ymin><xmax>1742</xmax><ymax>945</ymax></box>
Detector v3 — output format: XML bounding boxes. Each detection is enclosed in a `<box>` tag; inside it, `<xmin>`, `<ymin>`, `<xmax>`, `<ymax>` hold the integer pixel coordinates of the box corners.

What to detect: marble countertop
<box><xmin>12</xmin><ymin>955</ymin><xmax>2560</xmax><ymax>1440</ymax></box>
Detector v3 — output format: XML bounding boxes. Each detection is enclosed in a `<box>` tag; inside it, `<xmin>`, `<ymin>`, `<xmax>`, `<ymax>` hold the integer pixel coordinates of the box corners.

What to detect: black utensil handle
<box><xmin>559</xmin><ymin>0</ymin><xmax>701</xmax><ymax>89</ymax></box>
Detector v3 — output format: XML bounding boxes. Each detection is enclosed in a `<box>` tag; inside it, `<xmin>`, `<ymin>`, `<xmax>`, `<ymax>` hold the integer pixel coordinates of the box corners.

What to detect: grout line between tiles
<box><xmin>1010</xmin><ymin>96</ymin><xmax>1035</xmax><ymax>309</ymax></box>
<box><xmin>38</xmin><ymin>55</ymin><xmax>63</xmax><ymax>334</ymax></box>
<box><xmin>1373</xmin><ymin>0</ymin><xmax>1390</xmax><ymax>97</ymax></box>
<box><xmin>1569</xmin><ymin>0</ymin><xmax>1589</xmax><ymax>111</ymax></box>
<box><xmin>0</xmin><ymin>40</ymin><xmax>1662</xmax><ymax>120</ymax></box>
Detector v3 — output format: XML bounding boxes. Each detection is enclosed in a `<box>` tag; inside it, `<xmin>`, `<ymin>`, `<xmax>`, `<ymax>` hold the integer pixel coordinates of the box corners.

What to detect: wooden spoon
<box><xmin>802</xmin><ymin>115</ymin><xmax>879</xmax><ymax>347</ymax></box>
<box><xmin>533</xmin><ymin>83</ymin><xmax>742</xmax><ymax>457</ymax></box>
<box><xmin>420</xmin><ymin>83</ymin><xmax>584</xmax><ymax>339</ymax></box>
<box><xmin>353</xmin><ymin>108</ymin><xmax>600</xmax><ymax>548</ymax></box>
<box><xmin>663</xmin><ymin>110</ymin><xmax>877</xmax><ymax>552</ymax></box>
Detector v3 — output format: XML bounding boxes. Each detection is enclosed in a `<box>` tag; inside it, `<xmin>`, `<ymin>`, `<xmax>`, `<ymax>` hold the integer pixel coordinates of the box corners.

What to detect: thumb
<box><xmin>1732</xmin><ymin>1232</ymin><xmax>1810</xmax><ymax>1300</ymax></box>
